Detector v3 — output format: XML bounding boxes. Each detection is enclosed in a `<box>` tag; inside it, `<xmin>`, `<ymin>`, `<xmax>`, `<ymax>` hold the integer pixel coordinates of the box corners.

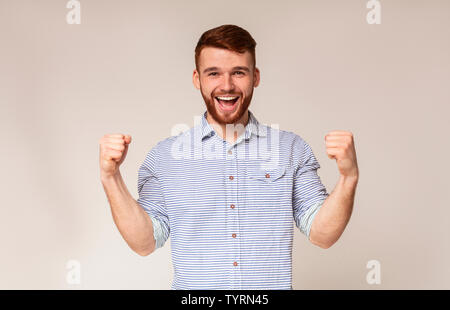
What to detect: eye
<box><xmin>208</xmin><ymin>72</ymin><xmax>218</xmax><ymax>76</ymax></box>
<box><xmin>233</xmin><ymin>71</ymin><xmax>244</xmax><ymax>75</ymax></box>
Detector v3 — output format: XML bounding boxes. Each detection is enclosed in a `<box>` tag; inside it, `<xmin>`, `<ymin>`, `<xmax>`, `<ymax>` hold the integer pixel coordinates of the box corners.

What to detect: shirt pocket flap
<box><xmin>248</xmin><ymin>165</ymin><xmax>286</xmax><ymax>182</ymax></box>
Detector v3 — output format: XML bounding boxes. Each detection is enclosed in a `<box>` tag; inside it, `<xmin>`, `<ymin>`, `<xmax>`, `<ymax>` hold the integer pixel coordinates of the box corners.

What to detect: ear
<box><xmin>193</xmin><ymin>69</ymin><xmax>200</xmax><ymax>90</ymax></box>
<box><xmin>253</xmin><ymin>67</ymin><xmax>260</xmax><ymax>88</ymax></box>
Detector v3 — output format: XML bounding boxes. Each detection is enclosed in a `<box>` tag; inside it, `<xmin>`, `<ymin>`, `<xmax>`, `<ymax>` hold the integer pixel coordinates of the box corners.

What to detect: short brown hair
<box><xmin>195</xmin><ymin>24</ymin><xmax>257</xmax><ymax>71</ymax></box>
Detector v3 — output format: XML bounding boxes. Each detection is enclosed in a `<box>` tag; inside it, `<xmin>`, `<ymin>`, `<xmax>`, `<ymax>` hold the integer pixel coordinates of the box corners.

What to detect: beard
<box><xmin>200</xmin><ymin>86</ymin><xmax>253</xmax><ymax>125</ymax></box>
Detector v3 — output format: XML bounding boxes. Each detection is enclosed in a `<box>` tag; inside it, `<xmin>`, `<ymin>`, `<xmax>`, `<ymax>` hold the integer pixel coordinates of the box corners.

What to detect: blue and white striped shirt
<box><xmin>137</xmin><ymin>110</ymin><xmax>329</xmax><ymax>290</ymax></box>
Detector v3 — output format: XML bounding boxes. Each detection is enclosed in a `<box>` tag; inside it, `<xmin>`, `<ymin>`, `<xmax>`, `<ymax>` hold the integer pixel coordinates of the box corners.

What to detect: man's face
<box><xmin>193</xmin><ymin>47</ymin><xmax>260</xmax><ymax>125</ymax></box>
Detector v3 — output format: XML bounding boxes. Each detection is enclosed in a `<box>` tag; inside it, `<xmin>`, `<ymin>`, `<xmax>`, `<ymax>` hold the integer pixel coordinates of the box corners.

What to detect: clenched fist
<box><xmin>325</xmin><ymin>130</ymin><xmax>359</xmax><ymax>179</ymax></box>
<box><xmin>99</xmin><ymin>133</ymin><xmax>132</xmax><ymax>178</ymax></box>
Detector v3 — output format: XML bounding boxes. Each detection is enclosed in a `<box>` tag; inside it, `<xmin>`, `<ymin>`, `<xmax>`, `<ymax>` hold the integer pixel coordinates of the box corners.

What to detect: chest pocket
<box><xmin>245</xmin><ymin>165</ymin><xmax>291</xmax><ymax>223</ymax></box>
<box><xmin>248</xmin><ymin>165</ymin><xmax>287</xmax><ymax>182</ymax></box>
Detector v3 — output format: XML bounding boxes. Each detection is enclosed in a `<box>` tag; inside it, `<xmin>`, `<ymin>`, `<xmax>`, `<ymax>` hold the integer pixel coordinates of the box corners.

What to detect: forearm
<box><xmin>101</xmin><ymin>172</ymin><xmax>155</xmax><ymax>256</ymax></box>
<box><xmin>309</xmin><ymin>175</ymin><xmax>358</xmax><ymax>248</ymax></box>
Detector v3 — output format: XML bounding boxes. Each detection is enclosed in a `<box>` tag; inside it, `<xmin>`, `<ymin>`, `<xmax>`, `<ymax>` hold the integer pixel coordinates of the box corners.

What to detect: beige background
<box><xmin>0</xmin><ymin>0</ymin><xmax>449</xmax><ymax>289</ymax></box>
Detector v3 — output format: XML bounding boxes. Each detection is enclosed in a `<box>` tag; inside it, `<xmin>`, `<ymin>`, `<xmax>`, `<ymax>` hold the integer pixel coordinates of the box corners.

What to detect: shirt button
<box><xmin>233</xmin><ymin>262</ymin><xmax>238</xmax><ymax>267</ymax></box>
<box><xmin>232</xmin><ymin>233</ymin><xmax>237</xmax><ymax>238</ymax></box>
<box><xmin>228</xmin><ymin>150</ymin><xmax>232</xmax><ymax>155</ymax></box>
<box><xmin>265</xmin><ymin>173</ymin><xmax>270</xmax><ymax>178</ymax></box>
<box><xmin>230</xmin><ymin>204</ymin><xmax>235</xmax><ymax>209</ymax></box>
<box><xmin>229</xmin><ymin>175</ymin><xmax>234</xmax><ymax>180</ymax></box>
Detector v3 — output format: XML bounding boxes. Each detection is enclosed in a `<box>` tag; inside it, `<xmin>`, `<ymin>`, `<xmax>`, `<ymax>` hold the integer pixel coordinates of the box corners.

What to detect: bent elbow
<box><xmin>310</xmin><ymin>236</ymin><xmax>335</xmax><ymax>249</ymax></box>
<box><xmin>311</xmin><ymin>240</ymin><xmax>330</xmax><ymax>249</ymax></box>
<box><xmin>135</xmin><ymin>247</ymin><xmax>154</xmax><ymax>256</ymax></box>
<box><xmin>318</xmin><ymin>242</ymin><xmax>333</xmax><ymax>249</ymax></box>
<box><xmin>133</xmin><ymin>241</ymin><xmax>156</xmax><ymax>256</ymax></box>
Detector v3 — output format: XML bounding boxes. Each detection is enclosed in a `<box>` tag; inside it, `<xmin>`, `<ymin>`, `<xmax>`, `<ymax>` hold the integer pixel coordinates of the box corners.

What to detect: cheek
<box><xmin>199</xmin><ymin>82</ymin><xmax>213</xmax><ymax>96</ymax></box>
<box><xmin>239</xmin><ymin>86</ymin><xmax>252</xmax><ymax>98</ymax></box>
<box><xmin>238</xmin><ymin>79</ymin><xmax>253</xmax><ymax>92</ymax></box>
<box><xmin>202</xmin><ymin>81</ymin><xmax>220</xmax><ymax>95</ymax></box>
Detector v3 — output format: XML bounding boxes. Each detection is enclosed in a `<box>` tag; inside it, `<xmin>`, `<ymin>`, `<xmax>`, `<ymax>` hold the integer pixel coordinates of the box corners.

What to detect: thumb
<box><xmin>124</xmin><ymin>135</ymin><xmax>132</xmax><ymax>145</ymax></box>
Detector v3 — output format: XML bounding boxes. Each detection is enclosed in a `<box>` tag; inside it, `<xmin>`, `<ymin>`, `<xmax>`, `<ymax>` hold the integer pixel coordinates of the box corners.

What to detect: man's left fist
<box><xmin>325</xmin><ymin>130</ymin><xmax>359</xmax><ymax>178</ymax></box>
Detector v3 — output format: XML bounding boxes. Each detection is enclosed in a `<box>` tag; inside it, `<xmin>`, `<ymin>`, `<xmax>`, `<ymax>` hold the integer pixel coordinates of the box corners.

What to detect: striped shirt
<box><xmin>137</xmin><ymin>110</ymin><xmax>329</xmax><ymax>290</ymax></box>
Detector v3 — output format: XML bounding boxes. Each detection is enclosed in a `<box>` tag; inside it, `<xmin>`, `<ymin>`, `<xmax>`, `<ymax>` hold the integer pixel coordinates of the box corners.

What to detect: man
<box><xmin>99</xmin><ymin>24</ymin><xmax>359</xmax><ymax>290</ymax></box>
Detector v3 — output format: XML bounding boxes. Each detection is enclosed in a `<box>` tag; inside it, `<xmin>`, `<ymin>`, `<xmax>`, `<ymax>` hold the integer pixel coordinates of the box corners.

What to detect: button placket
<box><xmin>234</xmin><ymin>142</ymin><xmax>243</xmax><ymax>289</ymax></box>
<box><xmin>225</xmin><ymin>142</ymin><xmax>241</xmax><ymax>287</ymax></box>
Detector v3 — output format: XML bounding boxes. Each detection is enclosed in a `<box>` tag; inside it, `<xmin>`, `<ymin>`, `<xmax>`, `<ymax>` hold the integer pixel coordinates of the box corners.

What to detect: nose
<box><xmin>220</xmin><ymin>73</ymin><xmax>235</xmax><ymax>93</ymax></box>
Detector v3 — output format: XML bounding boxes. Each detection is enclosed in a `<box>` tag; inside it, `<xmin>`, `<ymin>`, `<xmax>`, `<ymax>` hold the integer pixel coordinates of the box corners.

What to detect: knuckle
<box><xmin>108</xmin><ymin>149</ymin><xmax>120</xmax><ymax>156</ymax></box>
<box><xmin>108</xmin><ymin>143</ymin><xmax>124</xmax><ymax>150</ymax></box>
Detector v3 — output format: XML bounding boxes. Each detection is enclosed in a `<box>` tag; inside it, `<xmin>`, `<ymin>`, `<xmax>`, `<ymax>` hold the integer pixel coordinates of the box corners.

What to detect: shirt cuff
<box><xmin>298</xmin><ymin>199</ymin><xmax>325</xmax><ymax>238</ymax></box>
<box><xmin>149</xmin><ymin>215</ymin><xmax>165</xmax><ymax>250</ymax></box>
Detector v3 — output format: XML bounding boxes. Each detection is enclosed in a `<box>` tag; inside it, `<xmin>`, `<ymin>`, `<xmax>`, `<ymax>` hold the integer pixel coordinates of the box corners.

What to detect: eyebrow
<box><xmin>202</xmin><ymin>66</ymin><xmax>251</xmax><ymax>74</ymax></box>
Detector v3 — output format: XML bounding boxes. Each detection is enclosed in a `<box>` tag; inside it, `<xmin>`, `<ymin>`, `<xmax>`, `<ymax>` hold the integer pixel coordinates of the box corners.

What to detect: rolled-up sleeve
<box><xmin>137</xmin><ymin>146</ymin><xmax>170</xmax><ymax>250</ymax></box>
<box><xmin>292</xmin><ymin>139</ymin><xmax>329</xmax><ymax>238</ymax></box>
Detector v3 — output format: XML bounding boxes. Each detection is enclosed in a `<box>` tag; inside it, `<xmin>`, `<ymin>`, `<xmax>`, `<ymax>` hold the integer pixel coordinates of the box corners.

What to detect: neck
<box><xmin>206</xmin><ymin>110</ymin><xmax>249</xmax><ymax>143</ymax></box>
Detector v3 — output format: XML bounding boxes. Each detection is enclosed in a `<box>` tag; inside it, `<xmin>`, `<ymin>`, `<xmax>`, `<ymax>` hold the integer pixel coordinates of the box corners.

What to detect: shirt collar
<box><xmin>200</xmin><ymin>110</ymin><xmax>267</xmax><ymax>141</ymax></box>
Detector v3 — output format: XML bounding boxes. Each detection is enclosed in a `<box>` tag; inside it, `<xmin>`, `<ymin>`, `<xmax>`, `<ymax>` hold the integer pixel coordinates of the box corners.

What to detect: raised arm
<box><xmin>99</xmin><ymin>134</ymin><xmax>155</xmax><ymax>256</ymax></box>
<box><xmin>309</xmin><ymin>131</ymin><xmax>359</xmax><ymax>249</ymax></box>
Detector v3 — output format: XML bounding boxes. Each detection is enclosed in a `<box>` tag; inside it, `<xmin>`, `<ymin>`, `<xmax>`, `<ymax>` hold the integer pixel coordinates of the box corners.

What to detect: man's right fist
<box><xmin>99</xmin><ymin>134</ymin><xmax>132</xmax><ymax>178</ymax></box>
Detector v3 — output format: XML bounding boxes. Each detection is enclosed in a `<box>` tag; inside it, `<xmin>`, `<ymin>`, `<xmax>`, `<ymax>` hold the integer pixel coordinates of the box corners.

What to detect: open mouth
<box><xmin>214</xmin><ymin>95</ymin><xmax>240</xmax><ymax>112</ymax></box>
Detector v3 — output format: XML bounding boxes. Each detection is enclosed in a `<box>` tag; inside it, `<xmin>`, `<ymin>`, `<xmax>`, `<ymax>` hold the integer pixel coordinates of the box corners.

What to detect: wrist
<box><xmin>101</xmin><ymin>171</ymin><xmax>121</xmax><ymax>184</ymax></box>
<box><xmin>339</xmin><ymin>174</ymin><xmax>359</xmax><ymax>187</ymax></box>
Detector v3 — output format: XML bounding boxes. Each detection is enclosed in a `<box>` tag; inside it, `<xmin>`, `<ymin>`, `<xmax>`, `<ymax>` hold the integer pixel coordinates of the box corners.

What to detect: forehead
<box><xmin>198</xmin><ymin>47</ymin><xmax>252</xmax><ymax>70</ymax></box>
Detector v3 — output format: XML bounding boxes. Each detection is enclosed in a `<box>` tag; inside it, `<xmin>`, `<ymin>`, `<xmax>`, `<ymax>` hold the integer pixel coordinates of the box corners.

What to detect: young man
<box><xmin>99</xmin><ymin>24</ymin><xmax>359</xmax><ymax>290</ymax></box>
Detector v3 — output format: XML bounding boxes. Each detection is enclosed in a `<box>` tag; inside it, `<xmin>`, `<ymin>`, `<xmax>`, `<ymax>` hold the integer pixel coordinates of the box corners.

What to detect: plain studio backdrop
<box><xmin>0</xmin><ymin>0</ymin><xmax>449</xmax><ymax>289</ymax></box>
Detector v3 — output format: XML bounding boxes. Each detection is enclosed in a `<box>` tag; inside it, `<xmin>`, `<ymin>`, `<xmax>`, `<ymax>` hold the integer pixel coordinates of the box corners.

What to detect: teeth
<box><xmin>217</xmin><ymin>96</ymin><xmax>238</xmax><ymax>101</ymax></box>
